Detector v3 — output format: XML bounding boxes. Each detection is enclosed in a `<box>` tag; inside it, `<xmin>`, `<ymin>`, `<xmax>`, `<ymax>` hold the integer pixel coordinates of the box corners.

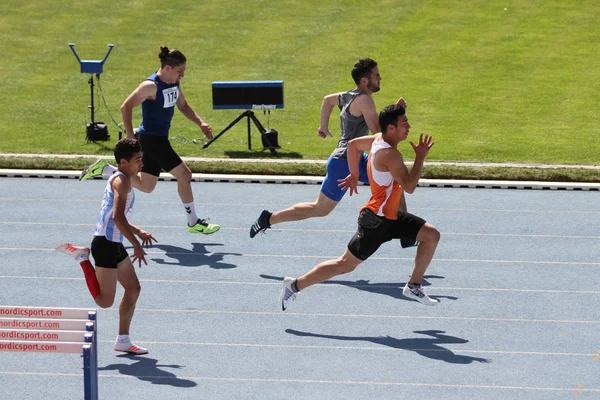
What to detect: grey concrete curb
<box><xmin>1</xmin><ymin>169</ymin><xmax>598</xmax><ymax>191</ymax></box>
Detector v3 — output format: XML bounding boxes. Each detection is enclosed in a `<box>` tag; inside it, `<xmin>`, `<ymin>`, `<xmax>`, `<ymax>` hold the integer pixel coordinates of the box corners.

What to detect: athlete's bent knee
<box><xmin>95</xmin><ymin>297</ymin><xmax>114</xmax><ymax>309</ymax></box>
<box><xmin>334</xmin><ymin>257</ymin><xmax>360</xmax><ymax>275</ymax></box>
<box><xmin>422</xmin><ymin>225</ymin><xmax>441</xmax><ymax>244</ymax></box>
<box><xmin>337</xmin><ymin>264</ymin><xmax>357</xmax><ymax>274</ymax></box>
<box><xmin>136</xmin><ymin>179</ymin><xmax>158</xmax><ymax>193</ymax></box>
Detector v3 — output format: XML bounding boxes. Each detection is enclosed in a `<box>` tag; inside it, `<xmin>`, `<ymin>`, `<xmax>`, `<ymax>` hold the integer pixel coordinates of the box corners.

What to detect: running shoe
<box><xmin>188</xmin><ymin>219</ymin><xmax>220</xmax><ymax>234</ymax></box>
<box><xmin>402</xmin><ymin>283</ymin><xmax>439</xmax><ymax>306</ymax></box>
<box><xmin>249</xmin><ymin>210</ymin><xmax>272</xmax><ymax>238</ymax></box>
<box><xmin>114</xmin><ymin>341</ymin><xmax>148</xmax><ymax>355</ymax></box>
<box><xmin>79</xmin><ymin>158</ymin><xmax>110</xmax><ymax>182</ymax></box>
<box><xmin>280</xmin><ymin>277</ymin><xmax>298</xmax><ymax>311</ymax></box>
<box><xmin>55</xmin><ymin>243</ymin><xmax>90</xmax><ymax>261</ymax></box>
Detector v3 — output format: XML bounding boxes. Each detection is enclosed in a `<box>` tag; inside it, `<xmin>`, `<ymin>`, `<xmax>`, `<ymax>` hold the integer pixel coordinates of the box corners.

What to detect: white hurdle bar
<box><xmin>0</xmin><ymin>306</ymin><xmax>98</xmax><ymax>400</ymax></box>
<box><xmin>0</xmin><ymin>326</ymin><xmax>94</xmax><ymax>342</ymax></box>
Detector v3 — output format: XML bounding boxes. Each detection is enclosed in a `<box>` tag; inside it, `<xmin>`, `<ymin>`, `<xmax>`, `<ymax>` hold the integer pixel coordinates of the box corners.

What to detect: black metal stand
<box><xmin>202</xmin><ymin>110</ymin><xmax>277</xmax><ymax>153</ymax></box>
<box><xmin>88</xmin><ymin>75</ymin><xmax>96</xmax><ymax>124</ymax></box>
<box><xmin>85</xmin><ymin>74</ymin><xmax>109</xmax><ymax>143</ymax></box>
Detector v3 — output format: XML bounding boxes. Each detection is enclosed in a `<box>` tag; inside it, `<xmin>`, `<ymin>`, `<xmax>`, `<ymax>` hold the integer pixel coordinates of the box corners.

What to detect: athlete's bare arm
<box><xmin>338</xmin><ymin>134</ymin><xmax>379</xmax><ymax>195</ymax></box>
<box><xmin>318</xmin><ymin>92</ymin><xmax>343</xmax><ymax>138</ymax></box>
<box><xmin>176</xmin><ymin>88</ymin><xmax>213</xmax><ymax>139</ymax></box>
<box><xmin>111</xmin><ymin>176</ymin><xmax>147</xmax><ymax>266</ymax></box>
<box><xmin>382</xmin><ymin>133</ymin><xmax>434</xmax><ymax>194</ymax></box>
<box><xmin>121</xmin><ymin>81</ymin><xmax>157</xmax><ymax>139</ymax></box>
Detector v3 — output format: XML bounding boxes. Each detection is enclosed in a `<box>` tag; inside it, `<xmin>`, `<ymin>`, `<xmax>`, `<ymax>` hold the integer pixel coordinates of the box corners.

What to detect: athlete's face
<box><xmin>366</xmin><ymin>67</ymin><xmax>381</xmax><ymax>93</ymax></box>
<box><xmin>165</xmin><ymin>63</ymin><xmax>186</xmax><ymax>83</ymax></box>
<box><xmin>395</xmin><ymin>115</ymin><xmax>410</xmax><ymax>141</ymax></box>
<box><xmin>121</xmin><ymin>152</ymin><xmax>143</xmax><ymax>175</ymax></box>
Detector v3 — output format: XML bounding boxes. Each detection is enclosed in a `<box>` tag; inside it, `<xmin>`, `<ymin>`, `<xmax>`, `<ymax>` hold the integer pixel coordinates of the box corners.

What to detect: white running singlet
<box><xmin>94</xmin><ymin>171</ymin><xmax>135</xmax><ymax>242</ymax></box>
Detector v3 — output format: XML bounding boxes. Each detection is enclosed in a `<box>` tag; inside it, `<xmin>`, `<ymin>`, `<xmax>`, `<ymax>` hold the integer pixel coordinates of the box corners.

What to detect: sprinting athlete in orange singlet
<box><xmin>278</xmin><ymin>103</ymin><xmax>441</xmax><ymax>310</ymax></box>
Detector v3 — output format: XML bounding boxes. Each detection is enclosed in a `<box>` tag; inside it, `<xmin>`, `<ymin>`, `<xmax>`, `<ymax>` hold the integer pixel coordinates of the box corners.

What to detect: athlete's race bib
<box><xmin>162</xmin><ymin>87</ymin><xmax>179</xmax><ymax>108</ymax></box>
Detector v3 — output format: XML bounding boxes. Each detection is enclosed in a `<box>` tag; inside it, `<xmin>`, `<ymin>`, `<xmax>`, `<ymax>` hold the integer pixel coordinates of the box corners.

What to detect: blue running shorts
<box><xmin>320</xmin><ymin>153</ymin><xmax>370</xmax><ymax>202</ymax></box>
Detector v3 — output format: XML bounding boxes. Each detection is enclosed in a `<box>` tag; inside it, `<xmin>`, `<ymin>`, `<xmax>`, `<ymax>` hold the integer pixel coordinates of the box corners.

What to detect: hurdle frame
<box><xmin>0</xmin><ymin>306</ymin><xmax>98</xmax><ymax>400</ymax></box>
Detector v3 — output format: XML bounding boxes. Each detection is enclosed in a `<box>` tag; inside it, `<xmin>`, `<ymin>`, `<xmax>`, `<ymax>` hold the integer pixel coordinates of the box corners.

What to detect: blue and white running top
<box><xmin>94</xmin><ymin>171</ymin><xmax>135</xmax><ymax>243</ymax></box>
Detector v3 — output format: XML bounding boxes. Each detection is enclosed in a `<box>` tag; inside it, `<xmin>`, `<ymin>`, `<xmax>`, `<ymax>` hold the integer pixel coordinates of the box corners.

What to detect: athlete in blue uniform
<box><xmin>80</xmin><ymin>46</ymin><xmax>219</xmax><ymax>234</ymax></box>
<box><xmin>57</xmin><ymin>138</ymin><xmax>157</xmax><ymax>354</ymax></box>
<box><xmin>250</xmin><ymin>58</ymin><xmax>408</xmax><ymax>239</ymax></box>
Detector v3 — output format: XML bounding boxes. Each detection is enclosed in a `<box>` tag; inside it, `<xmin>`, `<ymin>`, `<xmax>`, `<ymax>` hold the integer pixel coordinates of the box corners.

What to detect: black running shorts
<box><xmin>138</xmin><ymin>134</ymin><xmax>183</xmax><ymax>177</ymax></box>
<box><xmin>91</xmin><ymin>236</ymin><xmax>128</xmax><ymax>269</ymax></box>
<box><xmin>347</xmin><ymin>209</ymin><xmax>426</xmax><ymax>261</ymax></box>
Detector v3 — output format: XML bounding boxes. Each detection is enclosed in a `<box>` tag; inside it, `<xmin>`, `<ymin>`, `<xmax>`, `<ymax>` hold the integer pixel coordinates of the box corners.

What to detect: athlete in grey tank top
<box><xmin>248</xmin><ymin>58</ymin><xmax>412</xmax><ymax>240</ymax></box>
<box><xmin>331</xmin><ymin>88</ymin><xmax>370</xmax><ymax>159</ymax></box>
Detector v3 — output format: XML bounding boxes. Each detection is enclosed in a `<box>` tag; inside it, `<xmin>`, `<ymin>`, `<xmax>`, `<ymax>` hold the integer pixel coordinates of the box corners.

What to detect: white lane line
<box><xmin>1</xmin><ymin>221</ymin><xmax>600</xmax><ymax>239</ymax></box>
<box><xmin>0</xmin><ymin>247</ymin><xmax>599</xmax><ymax>266</ymax></box>
<box><xmin>2</xmin><ymin>197</ymin><xmax>600</xmax><ymax>214</ymax></box>
<box><xmin>0</xmin><ymin>371</ymin><xmax>84</xmax><ymax>377</ymax></box>
<box><xmin>2</xmin><ymin>275</ymin><xmax>600</xmax><ymax>294</ymax></box>
<box><xmin>92</xmin><ymin>339</ymin><xmax>596</xmax><ymax>357</ymax></box>
<box><xmin>0</xmin><ymin>371</ymin><xmax>597</xmax><ymax>392</ymax></box>
<box><xmin>110</xmin><ymin>308</ymin><xmax>600</xmax><ymax>324</ymax></box>
<box><xmin>241</xmin><ymin>255</ymin><xmax>600</xmax><ymax>266</ymax></box>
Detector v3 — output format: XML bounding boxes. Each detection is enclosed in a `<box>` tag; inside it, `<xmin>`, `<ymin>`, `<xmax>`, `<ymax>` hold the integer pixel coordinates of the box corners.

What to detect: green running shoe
<box><xmin>188</xmin><ymin>219</ymin><xmax>220</xmax><ymax>234</ymax></box>
<box><xmin>80</xmin><ymin>158</ymin><xmax>110</xmax><ymax>182</ymax></box>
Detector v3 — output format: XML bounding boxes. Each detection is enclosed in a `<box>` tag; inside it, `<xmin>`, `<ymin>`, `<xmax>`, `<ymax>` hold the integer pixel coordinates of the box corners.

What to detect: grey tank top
<box><xmin>331</xmin><ymin>88</ymin><xmax>369</xmax><ymax>159</ymax></box>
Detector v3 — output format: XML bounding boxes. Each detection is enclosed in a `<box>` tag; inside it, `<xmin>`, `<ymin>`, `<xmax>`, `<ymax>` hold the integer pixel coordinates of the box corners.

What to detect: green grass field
<box><xmin>1</xmin><ymin>0</ymin><xmax>598</xmax><ymax>170</ymax></box>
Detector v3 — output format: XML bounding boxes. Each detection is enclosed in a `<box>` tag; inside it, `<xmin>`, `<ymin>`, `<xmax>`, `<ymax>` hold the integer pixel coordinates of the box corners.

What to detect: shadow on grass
<box><xmin>82</xmin><ymin>140</ymin><xmax>114</xmax><ymax>153</ymax></box>
<box><xmin>224</xmin><ymin>150</ymin><xmax>304</xmax><ymax>159</ymax></box>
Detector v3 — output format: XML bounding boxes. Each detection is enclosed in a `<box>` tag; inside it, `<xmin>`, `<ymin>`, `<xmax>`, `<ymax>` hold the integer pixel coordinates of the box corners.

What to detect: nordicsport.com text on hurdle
<box><xmin>0</xmin><ymin>319</ymin><xmax>60</xmax><ymax>329</ymax></box>
<box><xmin>0</xmin><ymin>342</ymin><xmax>58</xmax><ymax>351</ymax></box>
<box><xmin>0</xmin><ymin>307</ymin><xmax>64</xmax><ymax>318</ymax></box>
<box><xmin>0</xmin><ymin>331</ymin><xmax>60</xmax><ymax>340</ymax></box>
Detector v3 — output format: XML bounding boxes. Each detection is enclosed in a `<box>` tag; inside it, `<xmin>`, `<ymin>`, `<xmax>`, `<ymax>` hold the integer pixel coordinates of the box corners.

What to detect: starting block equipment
<box><xmin>0</xmin><ymin>306</ymin><xmax>98</xmax><ymax>400</ymax></box>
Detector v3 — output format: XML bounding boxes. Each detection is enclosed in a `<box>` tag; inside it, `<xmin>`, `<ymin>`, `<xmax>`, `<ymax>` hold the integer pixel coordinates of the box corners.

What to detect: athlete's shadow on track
<box><xmin>99</xmin><ymin>355</ymin><xmax>197</xmax><ymax>387</ymax></box>
<box><xmin>286</xmin><ymin>329</ymin><xmax>490</xmax><ymax>364</ymax></box>
<box><xmin>260</xmin><ymin>274</ymin><xmax>458</xmax><ymax>303</ymax></box>
<box><xmin>150</xmin><ymin>243</ymin><xmax>241</xmax><ymax>269</ymax></box>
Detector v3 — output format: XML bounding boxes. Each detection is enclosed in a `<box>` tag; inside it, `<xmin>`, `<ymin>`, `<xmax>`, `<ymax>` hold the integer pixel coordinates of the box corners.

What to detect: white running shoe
<box><xmin>280</xmin><ymin>277</ymin><xmax>298</xmax><ymax>311</ymax></box>
<box><xmin>402</xmin><ymin>283</ymin><xmax>439</xmax><ymax>306</ymax></box>
<box><xmin>55</xmin><ymin>243</ymin><xmax>90</xmax><ymax>261</ymax></box>
<box><xmin>114</xmin><ymin>341</ymin><xmax>148</xmax><ymax>355</ymax></box>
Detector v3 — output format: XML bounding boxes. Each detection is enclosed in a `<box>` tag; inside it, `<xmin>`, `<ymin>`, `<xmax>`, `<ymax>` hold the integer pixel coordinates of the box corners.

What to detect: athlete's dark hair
<box><xmin>158</xmin><ymin>46</ymin><xmax>187</xmax><ymax>68</ymax></box>
<box><xmin>351</xmin><ymin>58</ymin><xmax>378</xmax><ymax>84</ymax></box>
<box><xmin>379</xmin><ymin>104</ymin><xmax>406</xmax><ymax>134</ymax></box>
<box><xmin>114</xmin><ymin>138</ymin><xmax>142</xmax><ymax>164</ymax></box>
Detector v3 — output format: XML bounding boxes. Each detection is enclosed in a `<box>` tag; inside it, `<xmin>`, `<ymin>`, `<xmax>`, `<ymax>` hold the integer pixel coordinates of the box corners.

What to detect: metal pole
<box><xmin>89</xmin><ymin>76</ymin><xmax>95</xmax><ymax>124</ymax></box>
<box><xmin>247</xmin><ymin>112</ymin><xmax>252</xmax><ymax>150</ymax></box>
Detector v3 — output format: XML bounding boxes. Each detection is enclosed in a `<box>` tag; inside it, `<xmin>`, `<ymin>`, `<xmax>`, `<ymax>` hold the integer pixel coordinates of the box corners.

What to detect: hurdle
<box><xmin>0</xmin><ymin>306</ymin><xmax>98</xmax><ymax>400</ymax></box>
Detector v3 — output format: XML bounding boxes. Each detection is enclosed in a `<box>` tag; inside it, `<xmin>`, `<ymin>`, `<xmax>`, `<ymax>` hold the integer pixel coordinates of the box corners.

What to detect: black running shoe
<box><xmin>249</xmin><ymin>210</ymin><xmax>272</xmax><ymax>238</ymax></box>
